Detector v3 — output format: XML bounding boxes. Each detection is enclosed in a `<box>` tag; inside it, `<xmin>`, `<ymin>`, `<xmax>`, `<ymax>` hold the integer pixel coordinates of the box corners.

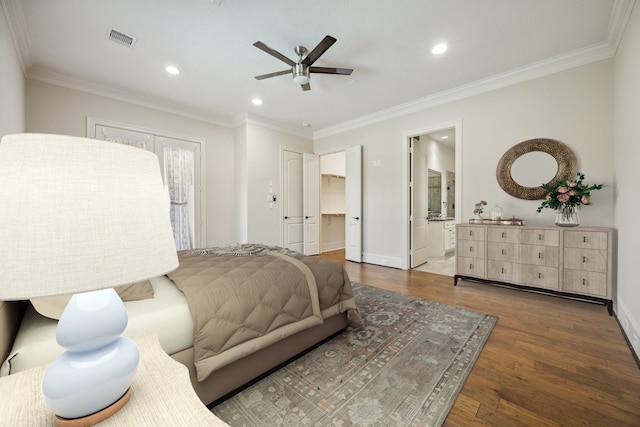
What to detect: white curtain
<box><xmin>164</xmin><ymin>147</ymin><xmax>194</xmax><ymax>250</ymax></box>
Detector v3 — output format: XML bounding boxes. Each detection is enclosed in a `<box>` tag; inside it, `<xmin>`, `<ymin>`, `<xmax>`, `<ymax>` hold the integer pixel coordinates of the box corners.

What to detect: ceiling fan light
<box><xmin>293</xmin><ymin>63</ymin><xmax>310</xmax><ymax>85</ymax></box>
<box><xmin>293</xmin><ymin>74</ymin><xmax>310</xmax><ymax>85</ymax></box>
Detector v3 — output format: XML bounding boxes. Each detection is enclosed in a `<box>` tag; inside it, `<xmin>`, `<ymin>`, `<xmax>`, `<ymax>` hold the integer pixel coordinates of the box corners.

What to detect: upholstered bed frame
<box><xmin>0</xmin><ymin>300</ymin><xmax>348</xmax><ymax>407</ymax></box>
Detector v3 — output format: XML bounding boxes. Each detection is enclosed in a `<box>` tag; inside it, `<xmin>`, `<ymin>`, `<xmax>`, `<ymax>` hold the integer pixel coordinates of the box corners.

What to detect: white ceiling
<box><xmin>4</xmin><ymin>0</ymin><xmax>633</xmax><ymax>137</ymax></box>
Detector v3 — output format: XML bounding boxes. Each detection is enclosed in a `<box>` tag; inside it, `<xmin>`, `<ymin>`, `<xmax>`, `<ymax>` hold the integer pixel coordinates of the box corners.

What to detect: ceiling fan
<box><xmin>253</xmin><ymin>35</ymin><xmax>353</xmax><ymax>91</ymax></box>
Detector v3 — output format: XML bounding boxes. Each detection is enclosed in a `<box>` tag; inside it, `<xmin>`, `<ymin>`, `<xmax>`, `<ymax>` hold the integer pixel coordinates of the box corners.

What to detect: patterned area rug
<box><xmin>212</xmin><ymin>283</ymin><xmax>497</xmax><ymax>426</ymax></box>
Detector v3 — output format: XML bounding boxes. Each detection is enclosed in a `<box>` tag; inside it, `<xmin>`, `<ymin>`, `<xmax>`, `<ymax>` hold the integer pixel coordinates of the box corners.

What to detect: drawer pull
<box><xmin>469</xmin><ymin>247</ymin><xmax>474</xmax><ymax>253</ymax></box>
<box><xmin>538</xmin><ymin>272</ymin><xmax>542</xmax><ymax>279</ymax></box>
<box><xmin>538</xmin><ymin>234</ymin><xmax>542</xmax><ymax>241</ymax></box>
<box><xmin>469</xmin><ymin>264</ymin><xmax>473</xmax><ymax>270</ymax></box>
<box><xmin>582</xmin><ymin>278</ymin><xmax>586</xmax><ymax>286</ymax></box>
<box><xmin>538</xmin><ymin>252</ymin><xmax>542</xmax><ymax>259</ymax></box>
<box><xmin>501</xmin><ymin>232</ymin><xmax>506</xmax><ymax>238</ymax></box>
<box><xmin>583</xmin><ymin>236</ymin><xmax>587</xmax><ymax>243</ymax></box>
<box><xmin>470</xmin><ymin>230</ymin><xmax>474</xmax><ymax>237</ymax></box>
<box><xmin>583</xmin><ymin>256</ymin><xmax>586</xmax><ymax>263</ymax></box>
<box><xmin>501</xmin><ymin>267</ymin><xmax>505</xmax><ymax>274</ymax></box>
<box><xmin>501</xmin><ymin>249</ymin><xmax>506</xmax><ymax>255</ymax></box>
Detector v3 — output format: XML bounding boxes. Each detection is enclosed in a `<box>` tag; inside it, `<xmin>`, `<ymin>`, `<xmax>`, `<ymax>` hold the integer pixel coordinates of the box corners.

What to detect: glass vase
<box><xmin>555</xmin><ymin>205</ymin><xmax>579</xmax><ymax>227</ymax></box>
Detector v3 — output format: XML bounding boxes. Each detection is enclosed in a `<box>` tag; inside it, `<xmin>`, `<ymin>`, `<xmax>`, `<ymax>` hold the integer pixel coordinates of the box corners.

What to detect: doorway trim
<box><xmin>401</xmin><ymin>119</ymin><xmax>462</xmax><ymax>270</ymax></box>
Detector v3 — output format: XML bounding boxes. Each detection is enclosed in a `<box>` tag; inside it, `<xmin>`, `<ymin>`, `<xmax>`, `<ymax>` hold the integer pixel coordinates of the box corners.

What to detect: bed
<box><xmin>0</xmin><ymin>244</ymin><xmax>358</xmax><ymax>406</ymax></box>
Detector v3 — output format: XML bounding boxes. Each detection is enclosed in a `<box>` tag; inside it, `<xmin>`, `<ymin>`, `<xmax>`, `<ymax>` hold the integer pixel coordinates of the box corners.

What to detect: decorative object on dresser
<box><xmin>213</xmin><ymin>283</ymin><xmax>497</xmax><ymax>427</ymax></box>
<box><xmin>473</xmin><ymin>200</ymin><xmax>487</xmax><ymax>218</ymax></box>
<box><xmin>454</xmin><ymin>224</ymin><xmax>613</xmax><ymax>315</ymax></box>
<box><xmin>496</xmin><ymin>138</ymin><xmax>577</xmax><ymax>200</ymax></box>
<box><xmin>490</xmin><ymin>203</ymin><xmax>503</xmax><ymax>221</ymax></box>
<box><xmin>536</xmin><ymin>172</ymin><xmax>605</xmax><ymax>227</ymax></box>
<box><xmin>0</xmin><ymin>134</ymin><xmax>179</xmax><ymax>426</ymax></box>
<box><xmin>469</xmin><ymin>217</ymin><xmax>525</xmax><ymax>226</ymax></box>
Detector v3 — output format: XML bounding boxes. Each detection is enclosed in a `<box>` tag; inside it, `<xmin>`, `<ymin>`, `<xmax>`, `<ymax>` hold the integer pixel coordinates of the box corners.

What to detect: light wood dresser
<box><xmin>455</xmin><ymin>224</ymin><xmax>613</xmax><ymax>314</ymax></box>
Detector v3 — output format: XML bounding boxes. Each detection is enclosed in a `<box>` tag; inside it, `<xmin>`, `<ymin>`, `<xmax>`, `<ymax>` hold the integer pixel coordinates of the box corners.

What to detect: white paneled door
<box><xmin>303</xmin><ymin>153</ymin><xmax>320</xmax><ymax>255</ymax></box>
<box><xmin>283</xmin><ymin>146</ymin><xmax>361</xmax><ymax>259</ymax></box>
<box><xmin>345</xmin><ymin>145</ymin><xmax>362</xmax><ymax>262</ymax></box>
<box><xmin>282</xmin><ymin>150</ymin><xmax>304</xmax><ymax>253</ymax></box>
<box><xmin>411</xmin><ymin>137</ymin><xmax>429</xmax><ymax>267</ymax></box>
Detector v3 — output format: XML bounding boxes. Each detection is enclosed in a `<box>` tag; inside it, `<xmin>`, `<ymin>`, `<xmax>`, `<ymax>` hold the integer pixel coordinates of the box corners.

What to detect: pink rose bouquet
<box><xmin>536</xmin><ymin>172</ymin><xmax>604</xmax><ymax>213</ymax></box>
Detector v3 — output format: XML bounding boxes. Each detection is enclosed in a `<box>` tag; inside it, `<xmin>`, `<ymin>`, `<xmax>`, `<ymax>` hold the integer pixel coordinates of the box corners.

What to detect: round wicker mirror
<box><xmin>496</xmin><ymin>138</ymin><xmax>577</xmax><ymax>200</ymax></box>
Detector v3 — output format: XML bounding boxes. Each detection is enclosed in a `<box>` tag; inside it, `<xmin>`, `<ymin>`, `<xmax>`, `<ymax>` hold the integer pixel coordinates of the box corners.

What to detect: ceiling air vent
<box><xmin>106</xmin><ymin>28</ymin><xmax>137</xmax><ymax>48</ymax></box>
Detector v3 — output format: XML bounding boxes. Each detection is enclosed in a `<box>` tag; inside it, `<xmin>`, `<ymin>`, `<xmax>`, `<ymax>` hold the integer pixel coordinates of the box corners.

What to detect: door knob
<box><xmin>352</xmin><ymin>216</ymin><xmax>360</xmax><ymax>220</ymax></box>
<box><xmin>305</xmin><ymin>216</ymin><xmax>310</xmax><ymax>219</ymax></box>
<box><xmin>284</xmin><ymin>216</ymin><xmax>289</xmax><ymax>219</ymax></box>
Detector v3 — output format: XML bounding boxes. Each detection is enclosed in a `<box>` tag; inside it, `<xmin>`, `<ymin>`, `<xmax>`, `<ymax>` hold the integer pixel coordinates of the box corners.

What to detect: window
<box><xmin>90</xmin><ymin>120</ymin><xmax>205</xmax><ymax>250</ymax></box>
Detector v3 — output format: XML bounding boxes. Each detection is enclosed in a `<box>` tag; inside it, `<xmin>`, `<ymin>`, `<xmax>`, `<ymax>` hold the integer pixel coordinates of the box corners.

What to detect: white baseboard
<box><xmin>321</xmin><ymin>241</ymin><xmax>345</xmax><ymax>252</ymax></box>
<box><xmin>616</xmin><ymin>299</ymin><xmax>640</xmax><ymax>360</ymax></box>
<box><xmin>362</xmin><ymin>252</ymin><xmax>403</xmax><ymax>269</ymax></box>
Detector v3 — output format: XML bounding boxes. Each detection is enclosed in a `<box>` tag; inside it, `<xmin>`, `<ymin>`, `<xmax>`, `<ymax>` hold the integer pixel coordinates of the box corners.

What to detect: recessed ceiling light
<box><xmin>252</xmin><ymin>98</ymin><xmax>263</xmax><ymax>106</ymax></box>
<box><xmin>431</xmin><ymin>43</ymin><xmax>448</xmax><ymax>55</ymax></box>
<box><xmin>302</xmin><ymin>123</ymin><xmax>311</xmax><ymax>128</ymax></box>
<box><xmin>441</xmin><ymin>136</ymin><xmax>449</xmax><ymax>139</ymax></box>
<box><xmin>165</xmin><ymin>65</ymin><xmax>180</xmax><ymax>75</ymax></box>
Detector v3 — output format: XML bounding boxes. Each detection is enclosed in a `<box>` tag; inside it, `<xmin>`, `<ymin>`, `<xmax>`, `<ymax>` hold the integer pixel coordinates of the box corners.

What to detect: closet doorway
<box><xmin>316</xmin><ymin>146</ymin><xmax>362</xmax><ymax>263</ymax></box>
<box><xmin>320</xmin><ymin>152</ymin><xmax>346</xmax><ymax>254</ymax></box>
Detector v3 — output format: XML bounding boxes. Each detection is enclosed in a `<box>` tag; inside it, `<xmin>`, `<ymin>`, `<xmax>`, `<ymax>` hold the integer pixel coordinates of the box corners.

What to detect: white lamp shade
<box><xmin>0</xmin><ymin>133</ymin><xmax>179</xmax><ymax>300</ymax></box>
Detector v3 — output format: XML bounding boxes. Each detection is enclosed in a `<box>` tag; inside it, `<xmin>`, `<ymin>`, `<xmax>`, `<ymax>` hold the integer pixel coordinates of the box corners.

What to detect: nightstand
<box><xmin>0</xmin><ymin>334</ymin><xmax>229</xmax><ymax>426</ymax></box>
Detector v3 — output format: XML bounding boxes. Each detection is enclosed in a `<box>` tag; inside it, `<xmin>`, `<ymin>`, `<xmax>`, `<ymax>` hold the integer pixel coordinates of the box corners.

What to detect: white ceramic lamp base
<box><xmin>42</xmin><ymin>289</ymin><xmax>139</xmax><ymax>421</ymax></box>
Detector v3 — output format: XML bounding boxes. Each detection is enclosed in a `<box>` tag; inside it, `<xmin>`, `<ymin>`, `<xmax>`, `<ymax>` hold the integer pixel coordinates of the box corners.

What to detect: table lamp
<box><xmin>0</xmin><ymin>134</ymin><xmax>179</xmax><ymax>425</ymax></box>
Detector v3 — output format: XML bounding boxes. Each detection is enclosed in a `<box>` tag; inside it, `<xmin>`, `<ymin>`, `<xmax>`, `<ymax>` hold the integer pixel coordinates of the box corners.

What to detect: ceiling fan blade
<box><xmin>309</xmin><ymin>66</ymin><xmax>353</xmax><ymax>75</ymax></box>
<box><xmin>253</xmin><ymin>41</ymin><xmax>296</xmax><ymax>67</ymax></box>
<box><xmin>301</xmin><ymin>83</ymin><xmax>311</xmax><ymax>91</ymax></box>
<box><xmin>301</xmin><ymin>35</ymin><xmax>337</xmax><ymax>67</ymax></box>
<box><xmin>255</xmin><ymin>69</ymin><xmax>292</xmax><ymax>80</ymax></box>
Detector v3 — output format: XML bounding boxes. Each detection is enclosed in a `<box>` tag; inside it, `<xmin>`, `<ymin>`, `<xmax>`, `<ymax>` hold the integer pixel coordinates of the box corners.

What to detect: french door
<box><xmin>90</xmin><ymin>121</ymin><xmax>205</xmax><ymax>250</ymax></box>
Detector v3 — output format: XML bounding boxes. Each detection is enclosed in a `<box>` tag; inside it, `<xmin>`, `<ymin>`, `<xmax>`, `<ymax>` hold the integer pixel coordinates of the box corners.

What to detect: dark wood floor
<box><xmin>318</xmin><ymin>250</ymin><xmax>640</xmax><ymax>427</ymax></box>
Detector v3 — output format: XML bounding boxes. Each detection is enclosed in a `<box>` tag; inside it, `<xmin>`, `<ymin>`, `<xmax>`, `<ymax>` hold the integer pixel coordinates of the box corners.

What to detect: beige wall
<box><xmin>613</xmin><ymin>4</ymin><xmax>640</xmax><ymax>356</ymax></box>
<box><xmin>0</xmin><ymin>6</ymin><xmax>24</xmax><ymax>136</ymax></box>
<box><xmin>315</xmin><ymin>60</ymin><xmax>614</xmax><ymax>268</ymax></box>
<box><xmin>241</xmin><ymin>121</ymin><xmax>313</xmax><ymax>245</ymax></box>
<box><xmin>23</xmin><ymin>80</ymin><xmax>314</xmax><ymax>250</ymax></box>
<box><xmin>25</xmin><ymin>79</ymin><xmax>237</xmax><ymax>247</ymax></box>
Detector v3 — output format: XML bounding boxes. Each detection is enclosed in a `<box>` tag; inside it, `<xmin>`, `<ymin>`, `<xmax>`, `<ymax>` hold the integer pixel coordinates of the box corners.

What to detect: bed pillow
<box><xmin>30</xmin><ymin>280</ymin><xmax>155</xmax><ymax>320</ymax></box>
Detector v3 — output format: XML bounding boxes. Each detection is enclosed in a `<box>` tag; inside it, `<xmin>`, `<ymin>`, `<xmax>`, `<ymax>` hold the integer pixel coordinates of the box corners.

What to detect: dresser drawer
<box><xmin>487</xmin><ymin>242</ymin><xmax>519</xmax><ymax>263</ymax></box>
<box><xmin>520</xmin><ymin>245</ymin><xmax>559</xmax><ymax>267</ymax></box>
<box><xmin>487</xmin><ymin>227</ymin><xmax>521</xmax><ymax>243</ymax></box>
<box><xmin>457</xmin><ymin>239</ymin><xmax>484</xmax><ymax>259</ymax></box>
<box><xmin>457</xmin><ymin>256</ymin><xmax>485</xmax><ymax>277</ymax></box>
<box><xmin>487</xmin><ymin>260</ymin><xmax>519</xmax><ymax>282</ymax></box>
<box><xmin>564</xmin><ymin>248</ymin><xmax>607</xmax><ymax>273</ymax></box>
<box><xmin>458</xmin><ymin>225</ymin><xmax>484</xmax><ymax>241</ymax></box>
<box><xmin>520</xmin><ymin>265</ymin><xmax>559</xmax><ymax>289</ymax></box>
<box><xmin>563</xmin><ymin>269</ymin><xmax>608</xmax><ymax>297</ymax></box>
<box><xmin>564</xmin><ymin>230</ymin><xmax>608</xmax><ymax>250</ymax></box>
<box><xmin>521</xmin><ymin>229</ymin><xmax>559</xmax><ymax>246</ymax></box>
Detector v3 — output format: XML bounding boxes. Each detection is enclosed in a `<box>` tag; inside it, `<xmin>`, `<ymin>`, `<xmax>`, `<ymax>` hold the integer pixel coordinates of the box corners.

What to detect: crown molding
<box><xmin>607</xmin><ymin>0</ymin><xmax>637</xmax><ymax>52</ymax></box>
<box><xmin>233</xmin><ymin>112</ymin><xmax>313</xmax><ymax>139</ymax></box>
<box><xmin>1</xmin><ymin>0</ymin><xmax>32</xmax><ymax>73</ymax></box>
<box><xmin>314</xmin><ymin>42</ymin><xmax>615</xmax><ymax>139</ymax></box>
<box><xmin>27</xmin><ymin>66</ymin><xmax>233</xmax><ymax>129</ymax></box>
